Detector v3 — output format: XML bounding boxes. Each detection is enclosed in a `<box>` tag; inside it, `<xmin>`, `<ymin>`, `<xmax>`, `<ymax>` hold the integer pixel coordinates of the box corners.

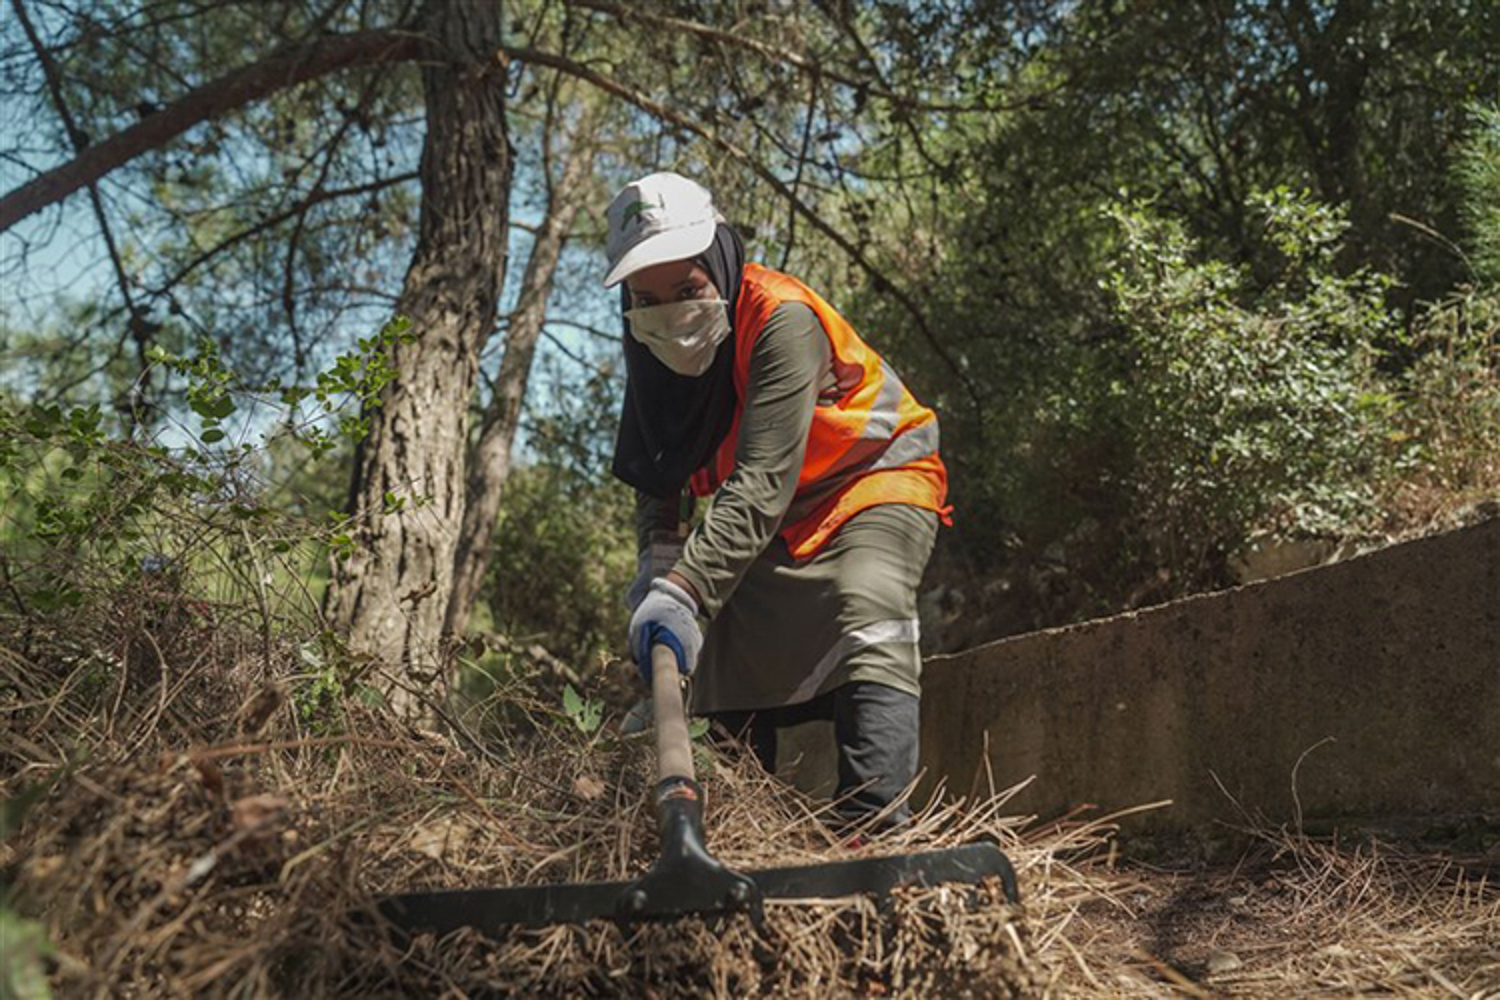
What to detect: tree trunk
<box><xmin>444</xmin><ymin>122</ymin><xmax>597</xmax><ymax>638</ymax></box>
<box><xmin>322</xmin><ymin>0</ymin><xmax>510</xmax><ymax>703</ymax></box>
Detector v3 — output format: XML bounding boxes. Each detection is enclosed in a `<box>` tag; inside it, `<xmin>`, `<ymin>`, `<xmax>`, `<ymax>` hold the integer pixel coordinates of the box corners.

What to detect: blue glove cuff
<box><xmin>634</xmin><ymin>621</ymin><xmax>688</xmax><ymax>683</ymax></box>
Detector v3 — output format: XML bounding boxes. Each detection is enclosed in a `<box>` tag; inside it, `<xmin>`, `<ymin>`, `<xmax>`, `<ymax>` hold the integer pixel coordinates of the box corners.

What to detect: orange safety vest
<box><xmin>688</xmin><ymin>263</ymin><xmax>949</xmax><ymax>559</ymax></box>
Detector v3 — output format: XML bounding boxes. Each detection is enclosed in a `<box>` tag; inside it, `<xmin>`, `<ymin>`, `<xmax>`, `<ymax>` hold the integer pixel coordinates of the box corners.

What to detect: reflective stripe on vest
<box><xmin>688</xmin><ymin>264</ymin><xmax>948</xmax><ymax>559</ymax></box>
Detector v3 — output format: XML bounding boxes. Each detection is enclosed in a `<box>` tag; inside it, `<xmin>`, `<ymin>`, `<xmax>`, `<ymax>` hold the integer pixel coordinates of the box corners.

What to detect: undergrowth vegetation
<box><xmin>845</xmin><ymin>100</ymin><xmax>1500</xmax><ymax>644</ymax></box>
<box><xmin>916</xmin><ymin>188</ymin><xmax>1500</xmax><ymax>645</ymax></box>
<box><xmin>1106</xmin><ymin>190</ymin><xmax>1403</xmax><ymax>581</ymax></box>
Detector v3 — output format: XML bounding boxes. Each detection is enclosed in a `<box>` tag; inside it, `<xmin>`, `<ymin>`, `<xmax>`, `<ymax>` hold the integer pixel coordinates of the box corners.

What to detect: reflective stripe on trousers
<box><xmin>786</xmin><ymin>617</ymin><xmax>920</xmax><ymax>705</ymax></box>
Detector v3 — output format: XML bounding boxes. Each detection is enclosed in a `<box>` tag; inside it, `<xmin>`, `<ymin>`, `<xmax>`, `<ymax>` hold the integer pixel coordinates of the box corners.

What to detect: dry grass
<box><xmin>1</xmin><ymin>582</ymin><xmax>1047</xmax><ymax>998</ymax></box>
<box><xmin>2</xmin><ymin>577</ymin><xmax>1496</xmax><ymax>998</ymax></box>
<box><xmin>1043</xmin><ymin>830</ymin><xmax>1500</xmax><ymax>997</ymax></box>
<box><xmin>5</xmin><ymin>704</ymin><xmax>1045</xmax><ymax>997</ymax></box>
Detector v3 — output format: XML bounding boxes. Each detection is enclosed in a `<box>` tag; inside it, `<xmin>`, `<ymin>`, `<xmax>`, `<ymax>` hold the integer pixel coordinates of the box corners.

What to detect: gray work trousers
<box><xmin>709</xmin><ymin>680</ymin><xmax>919</xmax><ymax>831</ymax></box>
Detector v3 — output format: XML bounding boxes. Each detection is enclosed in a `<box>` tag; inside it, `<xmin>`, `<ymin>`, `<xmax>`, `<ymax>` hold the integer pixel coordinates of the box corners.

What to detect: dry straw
<box><xmin>2</xmin><ymin>582</ymin><xmax>1046</xmax><ymax>997</ymax></box>
<box><xmin>3</xmin><ymin>574</ymin><xmax>1496</xmax><ymax>997</ymax></box>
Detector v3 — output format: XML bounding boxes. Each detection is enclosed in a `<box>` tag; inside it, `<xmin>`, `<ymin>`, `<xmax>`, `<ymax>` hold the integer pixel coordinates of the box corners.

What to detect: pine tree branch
<box><xmin>279</xmin><ymin>77</ymin><xmax>380</xmax><ymax>370</ymax></box>
<box><xmin>144</xmin><ymin>172</ymin><xmax>419</xmax><ymax>299</ymax></box>
<box><xmin>780</xmin><ymin>75</ymin><xmax>822</xmax><ymax>271</ymax></box>
<box><xmin>12</xmin><ymin>0</ymin><xmax>142</xmax><ymax>320</ymax></box>
<box><xmin>505</xmin><ymin>42</ymin><xmax>983</xmax><ymax>420</ymax></box>
<box><xmin>0</xmin><ymin>27</ymin><xmax>423</xmax><ymax>232</ymax></box>
<box><xmin>567</xmin><ymin>0</ymin><xmax>1019</xmax><ymax>114</ymax></box>
<box><xmin>11</xmin><ymin>0</ymin><xmax>165</xmax><ymax>427</ymax></box>
<box><xmin>5</xmin><ymin>21</ymin><xmax>980</xmax><ymax>415</ymax></box>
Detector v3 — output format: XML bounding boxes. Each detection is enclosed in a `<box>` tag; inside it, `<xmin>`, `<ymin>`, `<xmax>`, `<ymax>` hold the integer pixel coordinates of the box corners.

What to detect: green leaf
<box><xmin>0</xmin><ymin>908</ymin><xmax>55</xmax><ymax>1000</ymax></box>
<box><xmin>201</xmin><ymin>428</ymin><xmax>225</xmax><ymax>443</ymax></box>
<box><xmin>561</xmin><ymin>684</ymin><xmax>603</xmax><ymax>734</ymax></box>
<box><xmin>562</xmin><ymin>683</ymin><xmax>584</xmax><ymax>717</ymax></box>
<box><xmin>579</xmin><ymin>699</ymin><xmax>602</xmax><ymax>734</ymax></box>
<box><xmin>354</xmin><ymin>684</ymin><xmax>386</xmax><ymax>708</ymax></box>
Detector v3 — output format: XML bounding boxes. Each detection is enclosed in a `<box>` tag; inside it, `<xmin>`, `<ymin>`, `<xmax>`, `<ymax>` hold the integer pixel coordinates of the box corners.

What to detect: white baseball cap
<box><xmin>602</xmin><ymin>172</ymin><xmax>724</xmax><ymax>288</ymax></box>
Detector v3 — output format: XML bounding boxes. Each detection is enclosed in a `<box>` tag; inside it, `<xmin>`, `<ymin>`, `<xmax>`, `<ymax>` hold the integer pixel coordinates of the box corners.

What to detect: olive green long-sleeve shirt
<box><xmin>635</xmin><ymin>301</ymin><xmax>829</xmax><ymax>618</ymax></box>
<box><xmin>633</xmin><ymin>300</ymin><xmax>939</xmax><ymax>712</ymax></box>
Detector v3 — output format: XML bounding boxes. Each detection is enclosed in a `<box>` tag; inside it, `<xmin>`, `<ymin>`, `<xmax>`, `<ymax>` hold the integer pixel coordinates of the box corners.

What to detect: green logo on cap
<box><xmin>621</xmin><ymin>199</ymin><xmax>651</xmax><ymax>229</ymax></box>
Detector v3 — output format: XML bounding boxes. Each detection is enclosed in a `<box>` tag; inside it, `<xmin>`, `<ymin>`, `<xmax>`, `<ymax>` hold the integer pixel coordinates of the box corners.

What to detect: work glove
<box><xmin>629</xmin><ymin>577</ymin><xmax>702</xmax><ymax>682</ymax></box>
<box><xmin>625</xmin><ymin>533</ymin><xmax>685</xmax><ymax>612</ymax></box>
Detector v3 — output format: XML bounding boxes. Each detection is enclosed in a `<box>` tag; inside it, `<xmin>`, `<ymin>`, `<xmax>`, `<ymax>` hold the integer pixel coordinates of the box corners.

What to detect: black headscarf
<box><xmin>611</xmin><ymin>223</ymin><xmax>745</xmax><ymax>499</ymax></box>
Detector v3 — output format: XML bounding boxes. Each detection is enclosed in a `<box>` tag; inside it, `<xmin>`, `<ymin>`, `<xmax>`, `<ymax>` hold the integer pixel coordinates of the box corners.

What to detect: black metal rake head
<box><xmin>378</xmin><ymin>646</ymin><xmax>1019</xmax><ymax>939</ymax></box>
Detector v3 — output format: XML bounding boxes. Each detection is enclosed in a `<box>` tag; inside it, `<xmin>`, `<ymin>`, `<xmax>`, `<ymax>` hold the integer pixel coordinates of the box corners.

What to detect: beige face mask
<box><xmin>625</xmin><ymin>298</ymin><xmax>732</xmax><ymax>376</ymax></box>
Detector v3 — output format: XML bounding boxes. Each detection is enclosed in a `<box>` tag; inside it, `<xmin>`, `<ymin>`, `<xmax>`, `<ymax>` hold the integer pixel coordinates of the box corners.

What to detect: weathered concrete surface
<box><xmin>913</xmin><ymin>518</ymin><xmax>1500</xmax><ymax>828</ymax></box>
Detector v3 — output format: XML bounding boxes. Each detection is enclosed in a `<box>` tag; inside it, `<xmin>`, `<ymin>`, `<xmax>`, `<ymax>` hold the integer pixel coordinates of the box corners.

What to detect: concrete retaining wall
<box><xmin>912</xmin><ymin>518</ymin><xmax>1500</xmax><ymax>827</ymax></box>
<box><xmin>775</xmin><ymin>519</ymin><xmax>1499</xmax><ymax>828</ymax></box>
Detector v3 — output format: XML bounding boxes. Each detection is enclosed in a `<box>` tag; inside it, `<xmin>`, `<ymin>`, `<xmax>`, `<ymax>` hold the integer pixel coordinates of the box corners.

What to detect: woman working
<box><xmin>606</xmin><ymin>172</ymin><xmax>949</xmax><ymax>831</ymax></box>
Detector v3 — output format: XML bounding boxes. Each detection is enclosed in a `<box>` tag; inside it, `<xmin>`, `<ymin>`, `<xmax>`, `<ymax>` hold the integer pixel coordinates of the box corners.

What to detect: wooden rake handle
<box><xmin>651</xmin><ymin>644</ymin><xmax>694</xmax><ymax>783</ymax></box>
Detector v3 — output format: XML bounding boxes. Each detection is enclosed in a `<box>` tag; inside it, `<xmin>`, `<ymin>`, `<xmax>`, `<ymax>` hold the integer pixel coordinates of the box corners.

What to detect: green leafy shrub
<box><xmin>0</xmin><ymin>320</ymin><xmax>415</xmax><ymax>758</ymax></box>
<box><xmin>1456</xmin><ymin>102</ymin><xmax>1500</xmax><ymax>286</ymax></box>
<box><xmin>1104</xmin><ymin>190</ymin><xmax>1402</xmax><ymax>581</ymax></box>
<box><xmin>459</xmin><ymin>344</ymin><xmax>637</xmax><ymax>717</ymax></box>
<box><xmin>484</xmin><ymin>463</ymin><xmax>635</xmax><ymax>671</ymax></box>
